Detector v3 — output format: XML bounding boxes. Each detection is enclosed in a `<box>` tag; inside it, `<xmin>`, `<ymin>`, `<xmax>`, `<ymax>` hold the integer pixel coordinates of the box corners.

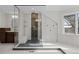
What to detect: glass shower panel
<box><xmin>13</xmin><ymin>6</ymin><xmax>19</xmax><ymax>45</ymax></box>
<box><xmin>42</xmin><ymin>14</ymin><xmax>58</xmax><ymax>43</ymax></box>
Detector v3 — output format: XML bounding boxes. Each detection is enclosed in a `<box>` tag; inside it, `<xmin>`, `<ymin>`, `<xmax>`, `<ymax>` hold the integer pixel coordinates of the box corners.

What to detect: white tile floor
<box><xmin>0</xmin><ymin>43</ymin><xmax>79</xmax><ymax>54</ymax></box>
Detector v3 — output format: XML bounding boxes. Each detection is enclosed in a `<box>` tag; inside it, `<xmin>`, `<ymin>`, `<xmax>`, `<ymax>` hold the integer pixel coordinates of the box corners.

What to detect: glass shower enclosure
<box><xmin>13</xmin><ymin>5</ymin><xmax>64</xmax><ymax>54</ymax></box>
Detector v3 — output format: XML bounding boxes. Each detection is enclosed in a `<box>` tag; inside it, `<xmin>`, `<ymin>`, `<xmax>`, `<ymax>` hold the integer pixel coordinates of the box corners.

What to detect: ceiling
<box><xmin>0</xmin><ymin>5</ymin><xmax>79</xmax><ymax>14</ymax></box>
<box><xmin>46</xmin><ymin>5</ymin><xmax>79</xmax><ymax>11</ymax></box>
<box><xmin>16</xmin><ymin>5</ymin><xmax>79</xmax><ymax>13</ymax></box>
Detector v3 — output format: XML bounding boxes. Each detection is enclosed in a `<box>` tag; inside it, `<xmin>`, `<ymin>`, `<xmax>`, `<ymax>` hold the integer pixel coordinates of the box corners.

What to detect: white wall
<box><xmin>42</xmin><ymin>11</ymin><xmax>62</xmax><ymax>43</ymax></box>
<box><xmin>42</xmin><ymin>7</ymin><xmax>79</xmax><ymax>47</ymax></box>
<box><xmin>58</xmin><ymin>7</ymin><xmax>79</xmax><ymax>47</ymax></box>
<box><xmin>0</xmin><ymin>12</ymin><xmax>12</xmax><ymax>28</ymax></box>
<box><xmin>44</xmin><ymin>6</ymin><xmax>79</xmax><ymax>47</ymax></box>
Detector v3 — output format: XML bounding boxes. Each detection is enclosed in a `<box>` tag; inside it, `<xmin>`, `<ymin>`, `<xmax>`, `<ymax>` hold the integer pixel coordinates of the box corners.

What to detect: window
<box><xmin>64</xmin><ymin>14</ymin><xmax>75</xmax><ymax>34</ymax></box>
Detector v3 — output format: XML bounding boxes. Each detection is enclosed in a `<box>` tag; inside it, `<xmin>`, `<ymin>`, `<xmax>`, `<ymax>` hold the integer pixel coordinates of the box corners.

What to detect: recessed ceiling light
<box><xmin>12</xmin><ymin>15</ymin><xmax>18</xmax><ymax>19</ymax></box>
